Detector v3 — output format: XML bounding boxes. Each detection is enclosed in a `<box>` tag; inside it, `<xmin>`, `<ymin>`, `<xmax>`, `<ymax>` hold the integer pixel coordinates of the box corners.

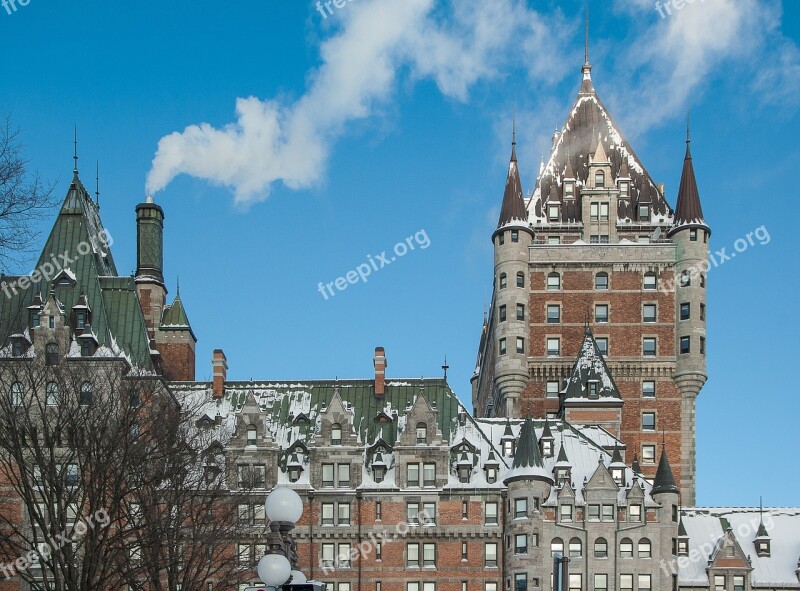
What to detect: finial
<box><xmin>483</xmin><ymin>291</ymin><xmax>488</xmax><ymax>323</ymax></box>
<box><xmin>686</xmin><ymin>111</ymin><xmax>691</xmax><ymax>145</ymax></box>
<box><xmin>662</xmin><ymin>429</ymin><xmax>666</xmax><ymax>447</ymax></box>
<box><xmin>584</xmin><ymin>3</ymin><xmax>590</xmax><ymax>65</ymax></box>
<box><xmin>176</xmin><ymin>276</ymin><xmax>181</xmax><ymax>296</ymax></box>
<box><xmin>510</xmin><ymin>111</ymin><xmax>518</xmax><ymax>162</ymax></box>
<box><xmin>442</xmin><ymin>355</ymin><xmax>449</xmax><ymax>380</ymax></box>
<box><xmin>73</xmin><ymin>125</ymin><xmax>79</xmax><ymax>175</ymax></box>
<box><xmin>95</xmin><ymin>161</ymin><xmax>100</xmax><ymax>208</ymax></box>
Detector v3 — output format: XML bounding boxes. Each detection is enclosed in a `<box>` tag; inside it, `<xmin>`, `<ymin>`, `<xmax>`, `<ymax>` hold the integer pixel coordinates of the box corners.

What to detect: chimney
<box><xmin>212</xmin><ymin>349</ymin><xmax>227</xmax><ymax>399</ymax></box>
<box><xmin>373</xmin><ymin>347</ymin><xmax>387</xmax><ymax>398</ymax></box>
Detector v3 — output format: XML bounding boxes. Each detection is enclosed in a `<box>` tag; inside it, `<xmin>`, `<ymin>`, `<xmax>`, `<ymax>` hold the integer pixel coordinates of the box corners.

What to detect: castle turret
<box><xmin>492</xmin><ymin>129</ymin><xmax>533</xmax><ymax>417</ymax></box>
<box><xmin>135</xmin><ymin>195</ymin><xmax>166</xmax><ymax>338</ymax></box>
<box><xmin>666</xmin><ymin>124</ymin><xmax>710</xmax><ymax>505</ymax></box>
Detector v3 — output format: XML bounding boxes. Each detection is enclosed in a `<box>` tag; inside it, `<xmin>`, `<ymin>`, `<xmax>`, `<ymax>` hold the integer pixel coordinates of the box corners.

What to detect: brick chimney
<box><xmin>212</xmin><ymin>349</ymin><xmax>227</xmax><ymax>399</ymax></box>
<box><xmin>373</xmin><ymin>347</ymin><xmax>387</xmax><ymax>398</ymax></box>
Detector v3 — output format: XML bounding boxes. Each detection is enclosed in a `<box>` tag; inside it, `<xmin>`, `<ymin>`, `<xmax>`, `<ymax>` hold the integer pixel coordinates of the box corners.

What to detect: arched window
<box><xmin>499</xmin><ymin>273</ymin><xmax>507</xmax><ymax>289</ymax></box>
<box><xmin>45</xmin><ymin>342</ymin><xmax>59</xmax><ymax>366</ymax></box>
<box><xmin>550</xmin><ymin>538</ymin><xmax>564</xmax><ymax>558</ymax></box>
<box><xmin>638</xmin><ymin>538</ymin><xmax>651</xmax><ymax>559</ymax></box>
<box><xmin>79</xmin><ymin>382</ymin><xmax>93</xmax><ymax>406</ymax></box>
<box><xmin>547</xmin><ymin>272</ymin><xmax>561</xmax><ymax>291</ymax></box>
<box><xmin>247</xmin><ymin>426</ymin><xmax>257</xmax><ymax>446</ymax></box>
<box><xmin>46</xmin><ymin>382</ymin><xmax>59</xmax><ymax>406</ymax></box>
<box><xmin>595</xmin><ymin>272</ymin><xmax>609</xmax><ymax>290</ymax></box>
<box><xmin>416</xmin><ymin>422</ymin><xmax>427</xmax><ymax>444</ymax></box>
<box><xmin>331</xmin><ymin>423</ymin><xmax>342</xmax><ymax>445</ymax></box>
<box><xmin>595</xmin><ymin>171</ymin><xmax>605</xmax><ymax>188</ymax></box>
<box><xmin>594</xmin><ymin>537</ymin><xmax>608</xmax><ymax>558</ymax></box>
<box><xmin>569</xmin><ymin>537</ymin><xmax>582</xmax><ymax>558</ymax></box>
<box><xmin>619</xmin><ymin>538</ymin><xmax>633</xmax><ymax>558</ymax></box>
<box><xmin>11</xmin><ymin>382</ymin><xmax>23</xmax><ymax>406</ymax></box>
<box><xmin>516</xmin><ymin>272</ymin><xmax>525</xmax><ymax>288</ymax></box>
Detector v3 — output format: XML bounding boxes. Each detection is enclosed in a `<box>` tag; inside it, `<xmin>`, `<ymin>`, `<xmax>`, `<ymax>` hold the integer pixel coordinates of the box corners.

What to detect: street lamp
<box><xmin>258</xmin><ymin>487</ymin><xmax>305</xmax><ymax>588</ymax></box>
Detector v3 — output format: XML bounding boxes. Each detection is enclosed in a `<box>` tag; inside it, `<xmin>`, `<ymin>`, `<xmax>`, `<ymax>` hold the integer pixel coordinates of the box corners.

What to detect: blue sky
<box><xmin>1</xmin><ymin>0</ymin><xmax>798</xmax><ymax>506</ymax></box>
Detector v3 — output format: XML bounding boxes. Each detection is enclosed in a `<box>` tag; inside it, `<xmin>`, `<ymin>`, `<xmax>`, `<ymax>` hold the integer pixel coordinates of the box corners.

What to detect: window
<box><xmin>700</xmin><ymin>303</ymin><xmax>706</xmax><ymax>321</ymax></box>
<box><xmin>701</xmin><ymin>273</ymin><xmax>706</xmax><ymax>287</ymax></box>
<box><xmin>565</xmin><ymin>183</ymin><xmax>574</xmax><ymax>197</ymax></box>
<box><xmin>701</xmin><ymin>337</ymin><xmax>706</xmax><ymax>355</ymax></box>
<box><xmin>595</xmin><ymin>171</ymin><xmax>605</xmax><ymax>187</ymax></box>
<box><xmin>643</xmin><ymin>272</ymin><xmax>657</xmax><ymax>290</ymax></box>
<box><xmin>551</xmin><ymin>538</ymin><xmax>564</xmax><ymax>557</ymax></box>
<box><xmin>75</xmin><ymin>310</ymin><xmax>86</xmax><ymax>329</ymax></box>
<box><xmin>568</xmin><ymin>538</ymin><xmax>582</xmax><ymax>558</ymax></box>
<box><xmin>594</xmin><ymin>538</ymin><xmax>608</xmax><ymax>558</ymax></box>
<box><xmin>338</xmin><ymin>503</ymin><xmax>351</xmax><ymax>526</ymax></box>
<box><xmin>238</xmin><ymin>543</ymin><xmax>250</xmax><ymax>566</ymax></box>
<box><xmin>487</xmin><ymin>466</ymin><xmax>497</xmax><ymax>483</ymax></box>
<box><xmin>515</xmin><ymin>534</ymin><xmax>527</xmax><ymax>555</ymax></box>
<box><xmin>129</xmin><ymin>390</ymin><xmax>141</xmax><ymax>407</ymax></box>
<box><xmin>588</xmin><ymin>505</ymin><xmax>600</xmax><ymax>522</ymax></box>
<box><xmin>514</xmin><ymin>574</ymin><xmax>527</xmax><ymax>591</ymax></box>
<box><xmin>642</xmin><ymin>445</ymin><xmax>656</xmax><ymax>464</ymax></box>
<box><xmin>416</xmin><ymin>422</ymin><xmax>427</xmax><ymax>444</ymax></box>
<box><xmin>638</xmin><ymin>538</ymin><xmax>651</xmax><ymax>558</ymax></box>
<box><xmin>690</xmin><ymin>229</ymin><xmax>698</xmax><ymax>241</ymax></box>
<box><xmin>422</xmin><ymin>543</ymin><xmax>435</xmax><ymax>567</ymax></box>
<box><xmin>559</xmin><ymin>504</ymin><xmax>573</xmax><ymax>522</ymax></box>
<box><xmin>548</xmin><ymin>236</ymin><xmax>561</xmax><ymax>245</ymax></box>
<box><xmin>46</xmin><ymin>382</ymin><xmax>59</xmax><ymax>406</ymax></box>
<box><xmin>247</xmin><ymin>426</ymin><xmax>257</xmax><ymax>446</ymax></box>
<box><xmin>642</xmin><ymin>380</ymin><xmax>655</xmax><ymax>398</ymax></box>
<box><xmin>32</xmin><ymin>313</ymin><xmax>40</xmax><ymax>328</ymax></box>
<box><xmin>517</xmin><ymin>272</ymin><xmax>525</xmax><ymax>288</ymax></box>
<box><xmin>462</xmin><ymin>501</ymin><xmax>469</xmax><ymax>519</ymax></box>
<box><xmin>547</xmin><ymin>272</ymin><xmax>561</xmax><ymax>290</ymax></box>
<box><xmin>499</xmin><ymin>338</ymin><xmax>507</xmax><ymax>355</ymax></box>
<box><xmin>596</xmin><ymin>338</ymin><xmax>608</xmax><ymax>356</ymax></box>
<box><xmin>376</xmin><ymin>501</ymin><xmax>382</xmax><ymax>520</ymax></box>
<box><xmin>337</xmin><ymin>463</ymin><xmax>350</xmax><ymax>487</ymax></box>
<box><xmin>423</xmin><ymin>463</ymin><xmax>436</xmax><ymax>487</ymax></box>
<box><xmin>322</xmin><ymin>463</ymin><xmax>335</xmax><ymax>487</ymax></box>
<box><xmin>79</xmin><ymin>382</ymin><xmax>93</xmax><ymax>406</ymax></box>
<box><xmin>595</xmin><ymin>304</ymin><xmax>608</xmax><ymax>323</ymax></box>
<box><xmin>547</xmin><ymin>305</ymin><xmax>561</xmax><ymax>324</ymax></box>
<box><xmin>499</xmin><ymin>273</ymin><xmax>507</xmax><ymax>289</ymax></box>
<box><xmin>680</xmin><ymin>271</ymin><xmax>691</xmax><ymax>287</ymax></box>
<box><xmin>619</xmin><ymin>575</ymin><xmax>633</xmax><ymax>591</ymax></box>
<box><xmin>620</xmin><ymin>538</ymin><xmax>633</xmax><ymax>558</ymax></box>
<box><xmin>548</xmin><ymin>205</ymin><xmax>559</xmax><ymax>221</ymax></box>
<box><xmin>602</xmin><ymin>505</ymin><xmax>614</xmax><ymax>522</ymax></box>
<box><xmin>498</xmin><ymin>233</ymin><xmax>505</xmax><ymax>246</ymax></box>
<box><xmin>638</xmin><ymin>205</ymin><xmax>650</xmax><ymax>220</ymax></box>
<box><xmin>11</xmin><ymin>382</ymin><xmax>23</xmax><ymax>406</ymax></box>
<box><xmin>642</xmin><ymin>412</ymin><xmax>656</xmax><ymax>431</ymax></box>
<box><xmin>643</xmin><ymin>304</ymin><xmax>657</xmax><ymax>323</ymax></box>
<box><xmin>485</xmin><ymin>502</ymin><xmax>498</xmax><ymax>525</ymax></box>
<box><xmin>547</xmin><ymin>338</ymin><xmax>560</xmax><ymax>357</ymax></box>
<box><xmin>594</xmin><ymin>574</ymin><xmax>608</xmax><ymax>591</ymax></box>
<box><xmin>595</xmin><ymin>273</ymin><xmax>608</xmax><ymax>290</ymax></box>
<box><xmin>680</xmin><ymin>302</ymin><xmax>691</xmax><ymax>320</ymax></box>
<box><xmin>499</xmin><ymin>305</ymin><xmax>507</xmax><ymax>322</ymax></box>
<box><xmin>638</xmin><ymin>575</ymin><xmax>652</xmax><ymax>591</ymax></box>
<box><xmin>45</xmin><ymin>343</ymin><xmax>59</xmax><ymax>366</ymax></box>
<box><xmin>516</xmin><ymin>303</ymin><xmax>525</xmax><ymax>320</ymax></box>
<box><xmin>485</xmin><ymin>543</ymin><xmax>498</xmax><ymax>567</ymax></box>
<box><xmin>514</xmin><ymin>498</ymin><xmax>527</xmax><ymax>518</ymax></box>
<box><xmin>546</xmin><ymin>381</ymin><xmax>560</xmax><ymax>398</ymax></box>
<box><xmin>335</xmin><ymin>543</ymin><xmax>351</xmax><ymax>568</ymax></box>
<box><xmin>629</xmin><ymin>505</ymin><xmax>642</xmax><ymax>522</ymax></box>
<box><xmin>680</xmin><ymin>336</ymin><xmax>691</xmax><ymax>354</ymax></box>
<box><xmin>643</xmin><ymin>338</ymin><xmax>657</xmax><ymax>356</ymax></box>
<box><xmin>331</xmin><ymin>423</ymin><xmax>342</xmax><ymax>445</ymax></box>
<box><xmin>462</xmin><ymin>542</ymin><xmax>469</xmax><ymax>560</ymax></box>
<box><xmin>733</xmin><ymin>576</ymin><xmax>745</xmax><ymax>591</ymax></box>
<box><xmin>569</xmin><ymin>575</ymin><xmax>581</xmax><ymax>591</ymax></box>
<box><xmin>322</xmin><ymin>503</ymin><xmax>335</xmax><ymax>526</ymax></box>
<box><xmin>66</xmin><ymin>463</ymin><xmax>79</xmax><ymax>487</ymax></box>
<box><xmin>321</xmin><ymin>543</ymin><xmax>335</xmax><ymax>568</ymax></box>
<box><xmin>590</xmin><ymin>202</ymin><xmax>609</xmax><ymax>221</ymax></box>
<box><xmin>516</xmin><ymin>337</ymin><xmax>525</xmax><ymax>354</ymax></box>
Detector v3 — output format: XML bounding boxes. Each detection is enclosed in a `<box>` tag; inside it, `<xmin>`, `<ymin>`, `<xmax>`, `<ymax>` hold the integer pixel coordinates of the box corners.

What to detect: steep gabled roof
<box><xmin>562</xmin><ymin>328</ymin><xmax>622</xmax><ymax>403</ymax></box>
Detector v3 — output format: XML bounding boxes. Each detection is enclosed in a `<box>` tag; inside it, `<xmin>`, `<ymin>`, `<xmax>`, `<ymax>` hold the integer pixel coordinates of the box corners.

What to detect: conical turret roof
<box><xmin>668</xmin><ymin>133</ymin><xmax>709</xmax><ymax>236</ymax></box>
<box><xmin>651</xmin><ymin>448</ymin><xmax>679</xmax><ymax>496</ymax></box>
<box><xmin>504</xmin><ymin>418</ymin><xmax>553</xmax><ymax>484</ymax></box>
<box><xmin>495</xmin><ymin>135</ymin><xmax>529</xmax><ymax>232</ymax></box>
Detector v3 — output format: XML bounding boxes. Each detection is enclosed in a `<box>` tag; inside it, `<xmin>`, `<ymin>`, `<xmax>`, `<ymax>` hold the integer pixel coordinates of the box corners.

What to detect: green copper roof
<box><xmin>161</xmin><ymin>292</ymin><xmax>193</xmax><ymax>333</ymax></box>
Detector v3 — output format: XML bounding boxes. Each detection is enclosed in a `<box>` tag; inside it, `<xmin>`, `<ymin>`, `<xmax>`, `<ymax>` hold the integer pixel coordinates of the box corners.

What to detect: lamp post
<box><xmin>257</xmin><ymin>487</ymin><xmax>306</xmax><ymax>589</ymax></box>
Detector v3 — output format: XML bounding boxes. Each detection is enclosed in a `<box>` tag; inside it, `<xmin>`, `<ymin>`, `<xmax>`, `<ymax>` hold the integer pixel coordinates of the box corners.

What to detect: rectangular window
<box><xmin>407</xmin><ymin>502</ymin><xmax>420</xmax><ymax>524</ymax></box>
<box><xmin>642</xmin><ymin>412</ymin><xmax>656</xmax><ymax>431</ymax></box>
<box><xmin>422</xmin><ymin>543</ymin><xmax>436</xmax><ymax>567</ymax></box>
<box><xmin>638</xmin><ymin>205</ymin><xmax>650</xmax><ymax>221</ymax></box>
<box><xmin>338</xmin><ymin>502</ymin><xmax>351</xmax><ymax>525</ymax></box>
<box><xmin>511</xmin><ymin>230</ymin><xmax>519</xmax><ymax>243</ymax></box>
<box><xmin>499</xmin><ymin>338</ymin><xmax>507</xmax><ymax>355</ymax></box>
<box><xmin>596</xmin><ymin>338</ymin><xmax>608</xmax><ymax>356</ymax></box>
<box><xmin>548</xmin><ymin>205</ymin><xmax>559</xmax><ymax>221</ymax></box>
<box><xmin>569</xmin><ymin>574</ymin><xmax>581</xmax><ymax>591</ymax></box>
<box><xmin>588</xmin><ymin>504</ymin><xmax>600</xmax><ymax>522</ymax></box>
<box><xmin>499</xmin><ymin>305</ymin><xmax>507</xmax><ymax>322</ymax></box>
<box><xmin>423</xmin><ymin>584</ymin><xmax>435</xmax><ymax>591</ymax></box>
<box><xmin>595</xmin><ymin>304</ymin><xmax>608</xmax><ymax>323</ymax></box>
<box><xmin>515</xmin><ymin>574</ymin><xmax>527</xmax><ymax>591</ymax></box>
<box><xmin>547</xmin><ymin>304</ymin><xmax>561</xmax><ymax>324</ymax></box>
<box><xmin>422</xmin><ymin>502</ymin><xmax>436</xmax><ymax>525</ymax></box>
<box><xmin>600</xmin><ymin>202</ymin><xmax>609</xmax><ymax>221</ymax></box>
<box><xmin>546</xmin><ymin>381</ymin><xmax>560</xmax><ymax>398</ymax></box>
<box><xmin>690</xmin><ymin>229</ymin><xmax>698</xmax><ymax>241</ymax></box>
<box><xmin>322</xmin><ymin>464</ymin><xmax>334</xmax><ymax>488</ymax></box>
<box><xmin>547</xmin><ymin>273</ymin><xmax>560</xmax><ymax>290</ymax></box>
<box><xmin>701</xmin><ymin>337</ymin><xmax>706</xmax><ymax>355</ymax></box>
<box><xmin>376</xmin><ymin>501</ymin><xmax>382</xmax><ymax>520</ymax></box>
<box><xmin>619</xmin><ymin>575</ymin><xmax>633</xmax><ymax>591</ymax></box>
<box><xmin>376</xmin><ymin>543</ymin><xmax>382</xmax><ymax>560</ymax></box>
<box><xmin>238</xmin><ymin>543</ymin><xmax>250</xmax><ymax>566</ymax></box>
<box><xmin>642</xmin><ymin>380</ymin><xmax>656</xmax><ymax>398</ymax></box>
<box><xmin>559</xmin><ymin>504</ymin><xmax>573</xmax><ymax>522</ymax></box>
<box><xmin>408</xmin><ymin>584</ymin><xmax>420</xmax><ymax>591</ymax></box>
<box><xmin>590</xmin><ymin>202</ymin><xmax>599</xmax><ymax>221</ymax></box>
<box><xmin>485</xmin><ymin>502</ymin><xmax>498</xmax><ymax>525</ymax></box>
<box><xmin>638</xmin><ymin>575</ymin><xmax>652</xmax><ymax>591</ymax></box>
<box><xmin>594</xmin><ymin>574</ymin><xmax>608</xmax><ymax>591</ymax></box>
<box><xmin>714</xmin><ymin>576</ymin><xmax>725</xmax><ymax>591</ymax></box>
<box><xmin>485</xmin><ymin>543</ymin><xmax>498</xmax><ymax>567</ymax></box>
<box><xmin>700</xmin><ymin>303</ymin><xmax>706</xmax><ymax>321</ymax></box>
<box><xmin>514</xmin><ymin>498</ymin><xmax>527</xmax><ymax>519</ymax></box>
<box><xmin>733</xmin><ymin>576</ymin><xmax>745</xmax><ymax>591</ymax></box>
<box><xmin>407</xmin><ymin>464</ymin><xmax>420</xmax><ymax>487</ymax></box>
<box><xmin>322</xmin><ymin>503</ymin><xmax>334</xmax><ymax>526</ymax></box>
<box><xmin>338</xmin><ymin>464</ymin><xmax>351</xmax><ymax>487</ymax></box>
<box><xmin>547</xmin><ymin>338</ymin><xmax>560</xmax><ymax>357</ymax></box>
<box><xmin>680</xmin><ymin>336</ymin><xmax>691</xmax><ymax>354</ymax></box>
<box><xmin>253</xmin><ymin>465</ymin><xmax>266</xmax><ymax>488</ymax></box>
<box><xmin>516</xmin><ymin>304</ymin><xmax>525</xmax><ymax>320</ymax></box>
<box><xmin>644</xmin><ymin>273</ymin><xmax>657</xmax><ymax>290</ymax></box>
<box><xmin>514</xmin><ymin>534</ymin><xmax>527</xmax><ymax>555</ymax></box>
<box><xmin>629</xmin><ymin>504</ymin><xmax>642</xmax><ymax>522</ymax></box>
<box><xmin>643</xmin><ymin>338</ymin><xmax>657</xmax><ymax>356</ymax></box>
<box><xmin>595</xmin><ymin>273</ymin><xmax>609</xmax><ymax>290</ymax></box>
<box><xmin>516</xmin><ymin>337</ymin><xmax>525</xmax><ymax>354</ymax></box>
<box><xmin>423</xmin><ymin>463</ymin><xmax>436</xmax><ymax>487</ymax></box>
<box><xmin>407</xmin><ymin>543</ymin><xmax>420</xmax><ymax>567</ymax></box>
<box><xmin>602</xmin><ymin>505</ymin><xmax>614</xmax><ymax>522</ymax></box>
<box><xmin>548</xmin><ymin>236</ymin><xmax>561</xmax><ymax>245</ymax></box>
<box><xmin>643</xmin><ymin>304</ymin><xmax>657</xmax><ymax>323</ymax></box>
<box><xmin>680</xmin><ymin>302</ymin><xmax>690</xmax><ymax>320</ymax></box>
<box><xmin>337</xmin><ymin>543</ymin><xmax>352</xmax><ymax>568</ymax></box>
<box><xmin>461</xmin><ymin>542</ymin><xmax>468</xmax><ymax>560</ymax></box>
<box><xmin>643</xmin><ymin>445</ymin><xmax>656</xmax><ymax>464</ymax></box>
<box><xmin>462</xmin><ymin>501</ymin><xmax>469</xmax><ymax>519</ymax></box>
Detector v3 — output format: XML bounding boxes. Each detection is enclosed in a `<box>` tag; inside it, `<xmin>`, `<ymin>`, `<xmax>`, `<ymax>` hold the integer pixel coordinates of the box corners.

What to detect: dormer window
<box><xmin>677</xmin><ymin>538</ymin><xmax>689</xmax><ymax>555</ymax></box>
<box><xmin>565</xmin><ymin>183</ymin><xmax>574</xmax><ymax>198</ymax></box>
<box><xmin>511</xmin><ymin>230</ymin><xmax>519</xmax><ymax>243</ymax></box>
<box><xmin>548</xmin><ymin>205</ymin><xmax>559</xmax><ymax>221</ymax></box>
<box><xmin>638</xmin><ymin>205</ymin><xmax>651</xmax><ymax>221</ymax></box>
<box><xmin>611</xmin><ymin>468</ymin><xmax>624</xmax><ymax>487</ymax></box>
<box><xmin>76</xmin><ymin>311</ymin><xmax>87</xmax><ymax>329</ymax></box>
<box><xmin>331</xmin><ymin>423</ymin><xmax>342</xmax><ymax>445</ymax></box>
<box><xmin>31</xmin><ymin>312</ymin><xmax>40</xmax><ymax>328</ymax></box>
<box><xmin>755</xmin><ymin>539</ymin><xmax>770</xmax><ymax>557</ymax></box>
<box><xmin>80</xmin><ymin>340</ymin><xmax>93</xmax><ymax>357</ymax></box>
<box><xmin>556</xmin><ymin>468</ymin><xmax>570</xmax><ymax>483</ymax></box>
<box><xmin>542</xmin><ymin>440</ymin><xmax>553</xmax><ymax>457</ymax></box>
<box><xmin>288</xmin><ymin>467</ymin><xmax>301</xmax><ymax>483</ymax></box>
<box><xmin>45</xmin><ymin>343</ymin><xmax>59</xmax><ymax>366</ymax></box>
<box><xmin>503</xmin><ymin>440</ymin><xmax>514</xmax><ymax>457</ymax></box>
<box><xmin>11</xmin><ymin>339</ymin><xmax>24</xmax><ymax>357</ymax></box>
<box><xmin>458</xmin><ymin>466</ymin><xmax>471</xmax><ymax>484</ymax></box>
<box><xmin>587</xmin><ymin>381</ymin><xmax>599</xmax><ymax>399</ymax></box>
<box><xmin>486</xmin><ymin>467</ymin><xmax>497</xmax><ymax>484</ymax></box>
<box><xmin>595</xmin><ymin>171</ymin><xmax>605</xmax><ymax>188</ymax></box>
<box><xmin>373</xmin><ymin>465</ymin><xmax>386</xmax><ymax>483</ymax></box>
<box><xmin>416</xmin><ymin>423</ymin><xmax>427</xmax><ymax>444</ymax></box>
<box><xmin>247</xmin><ymin>426</ymin><xmax>257</xmax><ymax>446</ymax></box>
<box><xmin>619</xmin><ymin>181</ymin><xmax>628</xmax><ymax>196</ymax></box>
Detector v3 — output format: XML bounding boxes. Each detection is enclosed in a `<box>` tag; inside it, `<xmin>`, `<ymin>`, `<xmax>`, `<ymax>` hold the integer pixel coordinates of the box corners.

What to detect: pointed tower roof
<box><xmin>631</xmin><ymin>453</ymin><xmax>642</xmax><ymax>474</ymax></box>
<box><xmin>160</xmin><ymin>286</ymin><xmax>196</xmax><ymax>339</ymax></box>
<box><xmin>504</xmin><ymin>418</ymin><xmax>553</xmax><ymax>484</ymax></box>
<box><xmin>668</xmin><ymin>120</ymin><xmax>710</xmax><ymax>236</ymax></box>
<box><xmin>610</xmin><ymin>444</ymin><xmax>624</xmax><ymax>465</ymax></box>
<box><xmin>561</xmin><ymin>328</ymin><xmax>622</xmax><ymax>403</ymax></box>
<box><xmin>556</xmin><ymin>441</ymin><xmax>570</xmax><ymax>464</ymax></box>
<box><xmin>678</xmin><ymin>515</ymin><xmax>688</xmax><ymax>537</ymax></box>
<box><xmin>495</xmin><ymin>130</ymin><xmax>530</xmax><ymax>234</ymax></box>
<box><xmin>651</xmin><ymin>447</ymin><xmax>679</xmax><ymax>496</ymax></box>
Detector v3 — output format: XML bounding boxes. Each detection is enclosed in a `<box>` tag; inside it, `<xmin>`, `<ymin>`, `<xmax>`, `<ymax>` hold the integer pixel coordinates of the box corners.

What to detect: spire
<box><xmin>611</xmin><ymin>444</ymin><xmax>623</xmax><ymax>465</ymax></box>
<box><xmin>442</xmin><ymin>355</ymin><xmax>449</xmax><ymax>380</ymax></box>
<box><xmin>757</xmin><ymin>497</ymin><xmax>769</xmax><ymax>538</ymax></box>
<box><xmin>95</xmin><ymin>161</ymin><xmax>100</xmax><ymax>208</ymax></box>
<box><xmin>580</xmin><ymin>5</ymin><xmax>594</xmax><ymax>93</ymax></box>
<box><xmin>495</xmin><ymin>128</ymin><xmax>528</xmax><ymax>230</ymax></box>
<box><xmin>668</xmin><ymin>112</ymin><xmax>709</xmax><ymax>236</ymax></box>
<box><xmin>556</xmin><ymin>440</ymin><xmax>569</xmax><ymax>463</ymax></box>
<box><xmin>651</xmin><ymin>447</ymin><xmax>679</xmax><ymax>496</ymax></box>
<box><xmin>584</xmin><ymin>4</ymin><xmax>590</xmax><ymax>65</ymax></box>
<box><xmin>73</xmin><ymin>125</ymin><xmax>79</xmax><ymax>177</ymax></box>
<box><xmin>631</xmin><ymin>453</ymin><xmax>641</xmax><ymax>474</ymax></box>
<box><xmin>511</xmin><ymin>115</ymin><xmax>517</xmax><ymax>162</ymax></box>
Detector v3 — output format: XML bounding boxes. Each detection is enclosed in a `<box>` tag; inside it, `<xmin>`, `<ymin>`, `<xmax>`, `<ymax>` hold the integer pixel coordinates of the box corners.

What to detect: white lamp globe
<box><xmin>265</xmin><ymin>487</ymin><xmax>304</xmax><ymax>523</ymax></box>
<box><xmin>257</xmin><ymin>554</ymin><xmax>292</xmax><ymax>587</ymax></box>
<box><xmin>290</xmin><ymin>570</ymin><xmax>307</xmax><ymax>584</ymax></box>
